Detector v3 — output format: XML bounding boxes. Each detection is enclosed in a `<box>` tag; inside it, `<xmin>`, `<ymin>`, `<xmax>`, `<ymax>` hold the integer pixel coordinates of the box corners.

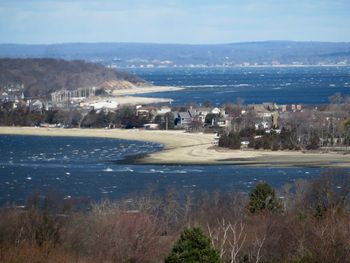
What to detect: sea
<box><xmin>1</xmin><ymin>66</ymin><xmax>350</xmax><ymax>205</ymax></box>
<box><xmin>131</xmin><ymin>66</ymin><xmax>350</xmax><ymax>105</ymax></box>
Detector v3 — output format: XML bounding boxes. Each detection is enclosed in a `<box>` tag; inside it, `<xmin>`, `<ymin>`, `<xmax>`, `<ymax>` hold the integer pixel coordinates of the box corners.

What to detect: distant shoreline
<box><xmin>124</xmin><ymin>64</ymin><xmax>350</xmax><ymax>69</ymax></box>
<box><xmin>1</xmin><ymin>127</ymin><xmax>350</xmax><ymax>168</ymax></box>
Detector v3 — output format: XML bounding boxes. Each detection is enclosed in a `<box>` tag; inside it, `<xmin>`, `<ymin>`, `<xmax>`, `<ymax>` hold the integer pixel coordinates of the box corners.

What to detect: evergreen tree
<box><xmin>248</xmin><ymin>182</ymin><xmax>282</xmax><ymax>213</ymax></box>
<box><xmin>165</xmin><ymin>227</ymin><xmax>222</xmax><ymax>263</ymax></box>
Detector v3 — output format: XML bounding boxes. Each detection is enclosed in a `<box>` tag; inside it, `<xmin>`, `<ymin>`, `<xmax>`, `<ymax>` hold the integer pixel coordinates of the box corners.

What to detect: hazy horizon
<box><xmin>1</xmin><ymin>0</ymin><xmax>350</xmax><ymax>44</ymax></box>
<box><xmin>2</xmin><ymin>40</ymin><xmax>350</xmax><ymax>46</ymax></box>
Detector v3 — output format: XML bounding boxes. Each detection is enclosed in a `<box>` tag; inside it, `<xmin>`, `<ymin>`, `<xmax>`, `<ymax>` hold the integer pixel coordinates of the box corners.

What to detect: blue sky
<box><xmin>0</xmin><ymin>0</ymin><xmax>349</xmax><ymax>44</ymax></box>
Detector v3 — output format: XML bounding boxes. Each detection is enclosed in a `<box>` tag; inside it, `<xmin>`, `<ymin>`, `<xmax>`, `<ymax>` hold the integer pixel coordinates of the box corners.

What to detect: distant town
<box><xmin>1</xmin><ymin>41</ymin><xmax>350</xmax><ymax>68</ymax></box>
<box><xmin>105</xmin><ymin>60</ymin><xmax>349</xmax><ymax>69</ymax></box>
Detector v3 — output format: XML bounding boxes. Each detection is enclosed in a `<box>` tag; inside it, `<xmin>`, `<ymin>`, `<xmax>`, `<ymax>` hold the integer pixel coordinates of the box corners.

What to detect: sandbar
<box><xmin>0</xmin><ymin>127</ymin><xmax>349</xmax><ymax>168</ymax></box>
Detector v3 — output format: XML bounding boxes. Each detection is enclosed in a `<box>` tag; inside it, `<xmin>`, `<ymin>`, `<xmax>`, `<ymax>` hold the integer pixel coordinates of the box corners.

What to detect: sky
<box><xmin>0</xmin><ymin>0</ymin><xmax>349</xmax><ymax>44</ymax></box>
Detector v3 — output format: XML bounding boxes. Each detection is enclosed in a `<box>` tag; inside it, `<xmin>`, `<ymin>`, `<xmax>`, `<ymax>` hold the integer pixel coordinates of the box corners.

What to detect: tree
<box><xmin>205</xmin><ymin>113</ymin><xmax>219</xmax><ymax>126</ymax></box>
<box><xmin>342</xmin><ymin>119</ymin><xmax>350</xmax><ymax>146</ymax></box>
<box><xmin>306</xmin><ymin>130</ymin><xmax>320</xmax><ymax>150</ymax></box>
<box><xmin>165</xmin><ymin>227</ymin><xmax>222</xmax><ymax>263</ymax></box>
<box><xmin>218</xmin><ymin>132</ymin><xmax>242</xmax><ymax>149</ymax></box>
<box><xmin>248</xmin><ymin>183</ymin><xmax>282</xmax><ymax>214</ymax></box>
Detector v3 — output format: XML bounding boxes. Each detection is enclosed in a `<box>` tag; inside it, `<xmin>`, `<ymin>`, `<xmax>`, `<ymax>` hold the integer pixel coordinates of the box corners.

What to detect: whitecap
<box><xmin>233</xmin><ymin>84</ymin><xmax>251</xmax><ymax>87</ymax></box>
<box><xmin>172</xmin><ymin>170</ymin><xmax>187</xmax><ymax>174</ymax></box>
<box><xmin>187</xmin><ymin>169</ymin><xmax>203</xmax><ymax>173</ymax></box>
<box><xmin>115</xmin><ymin>167</ymin><xmax>134</xmax><ymax>172</ymax></box>
<box><xmin>26</xmin><ymin>177</ymin><xmax>32</xmax><ymax>180</ymax></box>
<box><xmin>183</xmin><ymin>84</ymin><xmax>230</xmax><ymax>88</ymax></box>
<box><xmin>103</xmin><ymin>167</ymin><xmax>114</xmax><ymax>172</ymax></box>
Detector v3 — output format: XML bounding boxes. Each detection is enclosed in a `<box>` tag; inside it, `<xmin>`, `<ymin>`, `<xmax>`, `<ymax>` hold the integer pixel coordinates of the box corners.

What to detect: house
<box><xmin>86</xmin><ymin>100</ymin><xmax>118</xmax><ymax>110</ymax></box>
<box><xmin>136</xmin><ymin>106</ymin><xmax>155</xmax><ymax>118</ymax></box>
<box><xmin>156</xmin><ymin>106</ymin><xmax>171</xmax><ymax>115</ymax></box>
<box><xmin>195</xmin><ymin>107</ymin><xmax>211</xmax><ymax>123</ymax></box>
<box><xmin>175</xmin><ymin>111</ymin><xmax>192</xmax><ymax>127</ymax></box>
<box><xmin>211</xmin><ymin>107</ymin><xmax>221</xmax><ymax>115</ymax></box>
<box><xmin>196</xmin><ymin>107</ymin><xmax>210</xmax><ymax>115</ymax></box>
<box><xmin>291</xmin><ymin>104</ymin><xmax>302</xmax><ymax>112</ymax></box>
<box><xmin>30</xmin><ymin>99</ymin><xmax>43</xmax><ymax>112</ymax></box>
<box><xmin>188</xmin><ymin>108</ymin><xmax>197</xmax><ymax>118</ymax></box>
<box><xmin>278</xmin><ymin>105</ymin><xmax>287</xmax><ymax>112</ymax></box>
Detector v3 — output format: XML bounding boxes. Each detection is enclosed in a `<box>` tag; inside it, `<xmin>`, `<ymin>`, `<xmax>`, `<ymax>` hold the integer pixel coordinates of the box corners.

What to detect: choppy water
<box><xmin>1</xmin><ymin>135</ymin><xmax>346</xmax><ymax>206</ymax></box>
<box><xmin>131</xmin><ymin>67</ymin><xmax>350</xmax><ymax>105</ymax></box>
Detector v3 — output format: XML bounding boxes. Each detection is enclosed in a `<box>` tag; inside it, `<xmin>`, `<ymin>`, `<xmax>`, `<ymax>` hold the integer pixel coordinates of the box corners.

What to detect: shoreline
<box><xmin>0</xmin><ymin>127</ymin><xmax>349</xmax><ymax>168</ymax></box>
<box><xmin>111</xmin><ymin>85</ymin><xmax>184</xmax><ymax>96</ymax></box>
<box><xmin>81</xmin><ymin>85</ymin><xmax>183</xmax><ymax>107</ymax></box>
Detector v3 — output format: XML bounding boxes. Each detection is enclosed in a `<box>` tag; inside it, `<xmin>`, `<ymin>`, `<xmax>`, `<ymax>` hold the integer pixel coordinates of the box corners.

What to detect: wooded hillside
<box><xmin>0</xmin><ymin>59</ymin><xmax>144</xmax><ymax>98</ymax></box>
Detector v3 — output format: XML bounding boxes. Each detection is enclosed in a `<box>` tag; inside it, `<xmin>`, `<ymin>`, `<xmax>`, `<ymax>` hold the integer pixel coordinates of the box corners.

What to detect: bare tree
<box><xmin>208</xmin><ymin>219</ymin><xmax>247</xmax><ymax>263</ymax></box>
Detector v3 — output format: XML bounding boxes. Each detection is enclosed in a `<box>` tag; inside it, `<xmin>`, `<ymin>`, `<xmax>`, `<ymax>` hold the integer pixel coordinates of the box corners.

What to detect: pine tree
<box><xmin>248</xmin><ymin>182</ymin><xmax>282</xmax><ymax>213</ymax></box>
<box><xmin>165</xmin><ymin>227</ymin><xmax>222</xmax><ymax>263</ymax></box>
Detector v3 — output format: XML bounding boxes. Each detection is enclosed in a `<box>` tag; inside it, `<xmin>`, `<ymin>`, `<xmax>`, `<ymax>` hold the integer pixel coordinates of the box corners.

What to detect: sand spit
<box><xmin>0</xmin><ymin>127</ymin><xmax>349</xmax><ymax>168</ymax></box>
<box><xmin>111</xmin><ymin>85</ymin><xmax>184</xmax><ymax>96</ymax></box>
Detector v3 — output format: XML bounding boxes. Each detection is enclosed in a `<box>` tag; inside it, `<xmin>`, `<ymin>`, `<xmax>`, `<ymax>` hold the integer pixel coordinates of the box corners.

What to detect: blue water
<box><xmin>1</xmin><ymin>135</ymin><xmax>346</xmax><ymax>206</ymax></box>
<box><xmin>131</xmin><ymin>67</ymin><xmax>350</xmax><ymax>105</ymax></box>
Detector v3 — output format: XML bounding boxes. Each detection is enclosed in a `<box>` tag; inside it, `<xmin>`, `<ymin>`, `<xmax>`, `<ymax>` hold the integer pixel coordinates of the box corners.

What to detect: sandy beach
<box><xmin>0</xmin><ymin>126</ymin><xmax>349</xmax><ymax>167</ymax></box>
<box><xmin>81</xmin><ymin>85</ymin><xmax>183</xmax><ymax>106</ymax></box>
<box><xmin>111</xmin><ymin>85</ymin><xmax>184</xmax><ymax>96</ymax></box>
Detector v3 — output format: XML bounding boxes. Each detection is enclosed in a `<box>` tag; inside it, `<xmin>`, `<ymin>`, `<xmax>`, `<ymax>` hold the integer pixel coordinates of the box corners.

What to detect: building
<box><xmin>51</xmin><ymin>87</ymin><xmax>97</xmax><ymax>103</ymax></box>
<box><xmin>156</xmin><ymin>106</ymin><xmax>171</xmax><ymax>115</ymax></box>
<box><xmin>30</xmin><ymin>99</ymin><xmax>44</xmax><ymax>112</ymax></box>
<box><xmin>175</xmin><ymin>112</ymin><xmax>192</xmax><ymax>127</ymax></box>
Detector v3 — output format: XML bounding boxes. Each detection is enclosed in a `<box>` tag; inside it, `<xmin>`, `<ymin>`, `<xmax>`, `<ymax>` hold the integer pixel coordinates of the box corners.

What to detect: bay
<box><xmin>0</xmin><ymin>135</ymin><xmax>344</xmax><ymax>206</ymax></box>
<box><xmin>131</xmin><ymin>66</ymin><xmax>350</xmax><ymax>105</ymax></box>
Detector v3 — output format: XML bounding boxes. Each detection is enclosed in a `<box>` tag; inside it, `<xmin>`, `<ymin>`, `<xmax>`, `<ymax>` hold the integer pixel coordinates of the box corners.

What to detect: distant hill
<box><xmin>0</xmin><ymin>59</ymin><xmax>144</xmax><ymax>98</ymax></box>
<box><xmin>0</xmin><ymin>41</ymin><xmax>350</xmax><ymax>66</ymax></box>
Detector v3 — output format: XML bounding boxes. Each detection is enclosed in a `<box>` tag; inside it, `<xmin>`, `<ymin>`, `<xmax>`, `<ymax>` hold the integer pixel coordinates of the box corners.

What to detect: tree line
<box><xmin>1</xmin><ymin>170</ymin><xmax>350</xmax><ymax>262</ymax></box>
<box><xmin>0</xmin><ymin>102</ymin><xmax>162</xmax><ymax>129</ymax></box>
